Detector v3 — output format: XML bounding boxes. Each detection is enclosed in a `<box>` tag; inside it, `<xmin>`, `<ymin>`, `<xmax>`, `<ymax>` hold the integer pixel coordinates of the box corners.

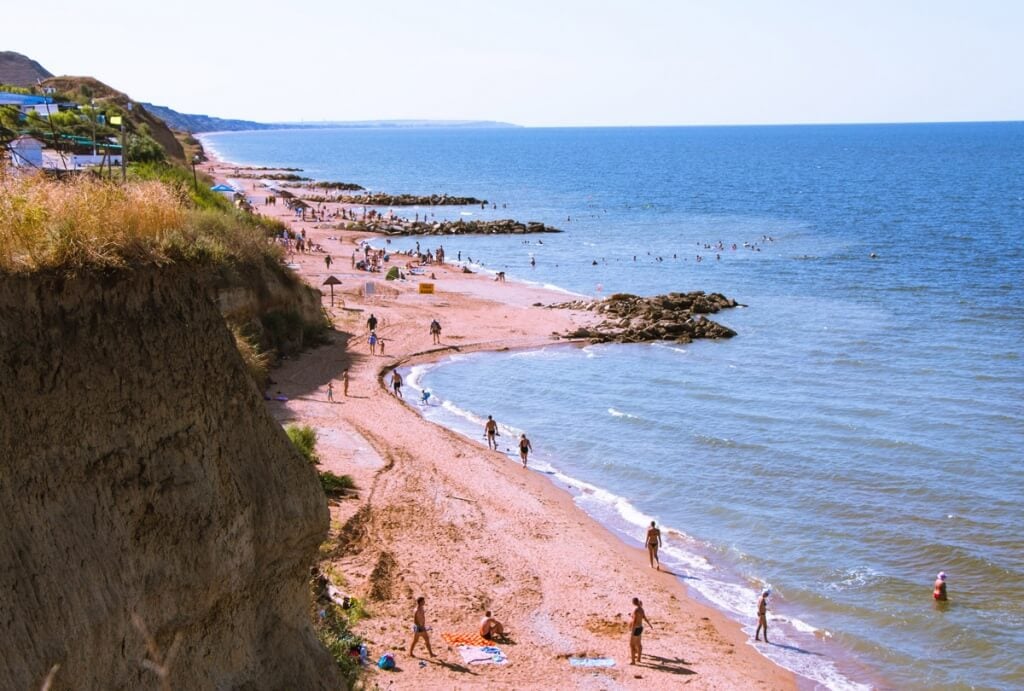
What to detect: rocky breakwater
<box><xmin>355</xmin><ymin>218</ymin><xmax>562</xmax><ymax>236</ymax></box>
<box><xmin>0</xmin><ymin>268</ymin><xmax>338</xmax><ymax>690</ymax></box>
<box><xmin>554</xmin><ymin>291</ymin><xmax>739</xmax><ymax>343</ymax></box>
<box><xmin>336</xmin><ymin>192</ymin><xmax>485</xmax><ymax>206</ymax></box>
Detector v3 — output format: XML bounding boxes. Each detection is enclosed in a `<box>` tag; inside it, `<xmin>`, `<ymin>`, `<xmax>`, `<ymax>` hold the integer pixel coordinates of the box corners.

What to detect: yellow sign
<box><xmin>419</xmin><ymin>283</ymin><xmax>435</xmax><ymax>294</ymax></box>
<box><xmin>109</xmin><ymin>115</ymin><xmax>122</xmax><ymax>125</ymax></box>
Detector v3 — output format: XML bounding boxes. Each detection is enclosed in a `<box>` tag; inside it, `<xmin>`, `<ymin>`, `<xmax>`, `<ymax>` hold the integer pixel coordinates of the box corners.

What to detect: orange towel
<box><xmin>442</xmin><ymin>632</ymin><xmax>490</xmax><ymax>646</ymax></box>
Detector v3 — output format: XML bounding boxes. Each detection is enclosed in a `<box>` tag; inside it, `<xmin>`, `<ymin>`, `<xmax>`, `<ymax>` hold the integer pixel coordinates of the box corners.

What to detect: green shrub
<box><xmin>320</xmin><ymin>471</ymin><xmax>355</xmax><ymax>496</ymax></box>
<box><xmin>286</xmin><ymin>424</ymin><xmax>319</xmax><ymax>464</ymax></box>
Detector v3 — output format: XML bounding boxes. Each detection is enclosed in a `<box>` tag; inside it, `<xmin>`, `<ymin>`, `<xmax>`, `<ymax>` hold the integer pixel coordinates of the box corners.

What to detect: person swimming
<box><xmin>933</xmin><ymin>572</ymin><xmax>948</xmax><ymax>601</ymax></box>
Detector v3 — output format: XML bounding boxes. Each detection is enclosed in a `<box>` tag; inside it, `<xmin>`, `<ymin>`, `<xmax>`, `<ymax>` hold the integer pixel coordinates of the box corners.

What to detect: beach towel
<box><xmin>442</xmin><ymin>632</ymin><xmax>490</xmax><ymax>647</ymax></box>
<box><xmin>457</xmin><ymin>645</ymin><xmax>508</xmax><ymax>666</ymax></box>
<box><xmin>568</xmin><ymin>657</ymin><xmax>616</xmax><ymax>668</ymax></box>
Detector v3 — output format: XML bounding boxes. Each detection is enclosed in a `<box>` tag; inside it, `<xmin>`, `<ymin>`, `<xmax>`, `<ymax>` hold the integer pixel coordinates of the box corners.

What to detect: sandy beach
<box><xmin>201</xmin><ymin>157</ymin><xmax>798</xmax><ymax>689</ymax></box>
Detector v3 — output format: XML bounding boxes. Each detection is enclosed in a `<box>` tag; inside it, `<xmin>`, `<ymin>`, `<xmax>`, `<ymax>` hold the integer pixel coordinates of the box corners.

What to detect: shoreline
<box><xmin>200</xmin><ymin>148</ymin><xmax>803</xmax><ymax>688</ymax></box>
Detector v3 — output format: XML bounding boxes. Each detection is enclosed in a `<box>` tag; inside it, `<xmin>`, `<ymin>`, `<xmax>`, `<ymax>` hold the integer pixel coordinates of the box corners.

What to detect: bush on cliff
<box><xmin>0</xmin><ymin>172</ymin><xmax>283</xmax><ymax>272</ymax></box>
<box><xmin>286</xmin><ymin>424</ymin><xmax>319</xmax><ymax>465</ymax></box>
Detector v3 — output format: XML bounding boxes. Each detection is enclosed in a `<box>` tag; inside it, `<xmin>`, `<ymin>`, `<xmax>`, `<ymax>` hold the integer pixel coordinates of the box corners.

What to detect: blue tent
<box><xmin>210</xmin><ymin>184</ymin><xmax>235</xmax><ymax>192</ymax></box>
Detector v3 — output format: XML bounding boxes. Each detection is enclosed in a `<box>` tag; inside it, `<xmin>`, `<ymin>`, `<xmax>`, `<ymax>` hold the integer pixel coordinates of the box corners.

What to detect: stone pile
<box><xmin>553</xmin><ymin>291</ymin><xmax>739</xmax><ymax>343</ymax></box>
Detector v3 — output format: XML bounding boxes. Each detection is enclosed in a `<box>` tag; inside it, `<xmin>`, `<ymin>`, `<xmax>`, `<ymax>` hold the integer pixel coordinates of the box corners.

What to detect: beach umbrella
<box><xmin>323</xmin><ymin>275</ymin><xmax>342</xmax><ymax>305</ymax></box>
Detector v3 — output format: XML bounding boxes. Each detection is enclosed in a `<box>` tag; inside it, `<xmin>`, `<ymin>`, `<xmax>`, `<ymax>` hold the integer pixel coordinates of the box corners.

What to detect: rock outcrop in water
<box><xmin>350</xmin><ymin>218</ymin><xmax>562</xmax><ymax>236</ymax></box>
<box><xmin>332</xmin><ymin>192</ymin><xmax>486</xmax><ymax>206</ymax></box>
<box><xmin>553</xmin><ymin>291</ymin><xmax>739</xmax><ymax>343</ymax></box>
<box><xmin>0</xmin><ymin>268</ymin><xmax>338</xmax><ymax>690</ymax></box>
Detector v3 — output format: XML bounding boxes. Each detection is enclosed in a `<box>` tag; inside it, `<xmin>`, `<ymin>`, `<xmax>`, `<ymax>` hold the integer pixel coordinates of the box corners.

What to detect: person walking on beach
<box><xmin>409</xmin><ymin>596</ymin><xmax>435</xmax><ymax>657</ymax></box>
<box><xmin>324</xmin><ymin>254</ymin><xmax>332</xmax><ymax>270</ymax></box>
<box><xmin>342</xmin><ymin>369</ymin><xmax>349</xmax><ymax>397</ymax></box>
<box><xmin>629</xmin><ymin>597</ymin><xmax>653</xmax><ymax>664</ymax></box>
<box><xmin>484</xmin><ymin>415</ymin><xmax>499</xmax><ymax>450</ymax></box>
<box><xmin>378</xmin><ymin>337</ymin><xmax>386</xmax><ymax>356</ymax></box>
<box><xmin>391</xmin><ymin>370</ymin><xmax>403</xmax><ymax>399</ymax></box>
<box><xmin>367</xmin><ymin>313</ymin><xmax>378</xmax><ymax>332</ymax></box>
<box><xmin>933</xmin><ymin>572</ymin><xmax>948</xmax><ymax>601</ymax></box>
<box><xmin>327</xmin><ymin>381</ymin><xmax>334</xmax><ymax>403</ymax></box>
<box><xmin>518</xmin><ymin>433</ymin><xmax>533</xmax><ymax>467</ymax></box>
<box><xmin>430</xmin><ymin>318</ymin><xmax>442</xmax><ymax>345</ymax></box>
<box><xmin>646</xmin><ymin>521</ymin><xmax>662</xmax><ymax>570</ymax></box>
<box><xmin>368</xmin><ymin>330</ymin><xmax>378</xmax><ymax>355</ymax></box>
<box><xmin>755</xmin><ymin>589</ymin><xmax>770</xmax><ymax>642</ymax></box>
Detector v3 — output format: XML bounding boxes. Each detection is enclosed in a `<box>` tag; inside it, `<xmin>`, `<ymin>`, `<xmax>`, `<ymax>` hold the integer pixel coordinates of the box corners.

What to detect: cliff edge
<box><xmin>0</xmin><ymin>268</ymin><xmax>339</xmax><ymax>689</ymax></box>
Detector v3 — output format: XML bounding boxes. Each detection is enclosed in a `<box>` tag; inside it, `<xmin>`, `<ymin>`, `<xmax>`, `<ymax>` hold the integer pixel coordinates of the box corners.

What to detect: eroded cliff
<box><xmin>0</xmin><ymin>268</ymin><xmax>339</xmax><ymax>690</ymax></box>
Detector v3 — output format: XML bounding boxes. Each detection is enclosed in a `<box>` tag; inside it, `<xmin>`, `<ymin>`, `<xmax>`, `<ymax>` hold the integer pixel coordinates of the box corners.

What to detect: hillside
<box><xmin>0</xmin><ymin>50</ymin><xmax>52</xmax><ymax>87</ymax></box>
<box><xmin>142</xmin><ymin>103</ymin><xmax>281</xmax><ymax>133</ymax></box>
<box><xmin>39</xmin><ymin>75</ymin><xmax>185</xmax><ymax>162</ymax></box>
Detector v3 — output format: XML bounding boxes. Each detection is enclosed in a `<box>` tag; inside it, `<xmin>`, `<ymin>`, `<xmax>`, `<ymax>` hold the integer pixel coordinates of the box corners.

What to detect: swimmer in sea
<box><xmin>933</xmin><ymin>572</ymin><xmax>948</xmax><ymax>601</ymax></box>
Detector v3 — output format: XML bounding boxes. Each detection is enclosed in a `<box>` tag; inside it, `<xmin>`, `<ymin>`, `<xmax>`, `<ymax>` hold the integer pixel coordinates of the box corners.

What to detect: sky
<box><xmin>5</xmin><ymin>0</ymin><xmax>1022</xmax><ymax>127</ymax></box>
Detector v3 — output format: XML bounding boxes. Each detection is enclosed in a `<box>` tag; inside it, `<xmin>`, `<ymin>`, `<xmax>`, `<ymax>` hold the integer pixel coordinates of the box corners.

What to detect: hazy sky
<box><xmin>6</xmin><ymin>0</ymin><xmax>1022</xmax><ymax>126</ymax></box>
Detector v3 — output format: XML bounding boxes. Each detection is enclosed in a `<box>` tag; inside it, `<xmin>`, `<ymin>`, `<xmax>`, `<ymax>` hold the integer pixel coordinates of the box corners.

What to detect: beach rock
<box><xmin>0</xmin><ymin>268</ymin><xmax>338</xmax><ymax>690</ymax></box>
<box><xmin>327</xmin><ymin>192</ymin><xmax>485</xmax><ymax>206</ymax></box>
<box><xmin>551</xmin><ymin>291</ymin><xmax>738</xmax><ymax>344</ymax></box>
<box><xmin>347</xmin><ymin>218</ymin><xmax>562</xmax><ymax>236</ymax></box>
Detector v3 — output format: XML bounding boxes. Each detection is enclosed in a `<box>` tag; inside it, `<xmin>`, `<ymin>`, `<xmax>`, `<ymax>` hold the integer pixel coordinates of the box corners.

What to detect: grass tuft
<box><xmin>285</xmin><ymin>424</ymin><xmax>319</xmax><ymax>465</ymax></box>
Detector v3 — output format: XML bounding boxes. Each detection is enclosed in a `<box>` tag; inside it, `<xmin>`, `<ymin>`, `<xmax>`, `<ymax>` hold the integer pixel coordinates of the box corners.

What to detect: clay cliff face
<box><xmin>0</xmin><ymin>268</ymin><xmax>338</xmax><ymax>690</ymax></box>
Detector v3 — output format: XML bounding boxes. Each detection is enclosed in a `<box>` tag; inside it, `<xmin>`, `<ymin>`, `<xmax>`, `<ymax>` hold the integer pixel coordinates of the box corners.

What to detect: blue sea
<box><xmin>203</xmin><ymin>123</ymin><xmax>1024</xmax><ymax>689</ymax></box>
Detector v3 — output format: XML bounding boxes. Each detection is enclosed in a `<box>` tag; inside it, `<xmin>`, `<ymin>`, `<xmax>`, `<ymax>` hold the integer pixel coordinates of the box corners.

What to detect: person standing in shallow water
<box><xmin>518</xmin><ymin>433</ymin><xmax>532</xmax><ymax>467</ymax></box>
<box><xmin>933</xmin><ymin>572</ymin><xmax>948</xmax><ymax>601</ymax></box>
<box><xmin>484</xmin><ymin>415</ymin><xmax>498</xmax><ymax>450</ymax></box>
<box><xmin>755</xmin><ymin>589</ymin><xmax>770</xmax><ymax>642</ymax></box>
<box><xmin>646</xmin><ymin>521</ymin><xmax>662</xmax><ymax>570</ymax></box>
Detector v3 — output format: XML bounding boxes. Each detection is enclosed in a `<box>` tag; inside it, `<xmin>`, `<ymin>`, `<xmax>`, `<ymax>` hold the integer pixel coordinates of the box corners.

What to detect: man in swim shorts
<box><xmin>484</xmin><ymin>415</ymin><xmax>498</xmax><ymax>450</ymax></box>
<box><xmin>479</xmin><ymin>610</ymin><xmax>505</xmax><ymax>641</ymax></box>
<box><xmin>430</xmin><ymin>318</ymin><xmax>442</xmax><ymax>345</ymax></box>
<box><xmin>409</xmin><ymin>596</ymin><xmax>435</xmax><ymax>657</ymax></box>
<box><xmin>646</xmin><ymin>521</ymin><xmax>662</xmax><ymax>570</ymax></box>
<box><xmin>391</xmin><ymin>370</ymin><xmax>403</xmax><ymax>399</ymax></box>
<box><xmin>630</xmin><ymin>597</ymin><xmax>653</xmax><ymax>664</ymax></box>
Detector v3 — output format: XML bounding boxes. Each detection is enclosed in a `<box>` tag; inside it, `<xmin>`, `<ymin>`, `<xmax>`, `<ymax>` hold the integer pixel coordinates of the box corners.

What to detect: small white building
<box><xmin>8</xmin><ymin>135</ymin><xmax>44</xmax><ymax>168</ymax></box>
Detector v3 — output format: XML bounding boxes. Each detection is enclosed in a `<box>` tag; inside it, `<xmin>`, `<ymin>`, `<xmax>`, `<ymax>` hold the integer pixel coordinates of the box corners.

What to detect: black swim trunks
<box><xmin>633</xmin><ymin>626</ymin><xmax>643</xmax><ymax>637</ymax></box>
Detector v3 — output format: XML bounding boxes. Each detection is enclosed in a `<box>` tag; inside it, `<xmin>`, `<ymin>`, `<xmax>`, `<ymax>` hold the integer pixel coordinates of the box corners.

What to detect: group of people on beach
<box><xmin>483</xmin><ymin>415</ymin><xmax>532</xmax><ymax>468</ymax></box>
<box><xmin>407</xmin><ymin>593</ymin><xmax>654</xmax><ymax>666</ymax></box>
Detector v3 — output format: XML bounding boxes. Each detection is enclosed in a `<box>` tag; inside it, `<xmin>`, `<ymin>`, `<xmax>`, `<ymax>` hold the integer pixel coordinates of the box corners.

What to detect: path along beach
<box><xmin>203</xmin><ymin>157</ymin><xmax>798</xmax><ymax>689</ymax></box>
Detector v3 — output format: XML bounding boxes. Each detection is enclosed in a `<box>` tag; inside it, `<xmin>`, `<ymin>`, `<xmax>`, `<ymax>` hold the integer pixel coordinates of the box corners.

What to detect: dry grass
<box><xmin>0</xmin><ymin>171</ymin><xmax>282</xmax><ymax>273</ymax></box>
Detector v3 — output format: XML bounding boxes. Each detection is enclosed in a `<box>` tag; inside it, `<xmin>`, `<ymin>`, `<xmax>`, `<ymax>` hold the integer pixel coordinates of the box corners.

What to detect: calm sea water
<box><xmin>203</xmin><ymin>124</ymin><xmax>1024</xmax><ymax>689</ymax></box>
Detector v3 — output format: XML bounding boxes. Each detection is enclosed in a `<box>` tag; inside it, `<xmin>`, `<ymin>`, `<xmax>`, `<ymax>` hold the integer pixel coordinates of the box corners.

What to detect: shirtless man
<box><xmin>430</xmin><ymin>319</ymin><xmax>442</xmax><ymax>345</ymax></box>
<box><xmin>484</xmin><ymin>415</ymin><xmax>498</xmax><ymax>450</ymax></box>
<box><xmin>755</xmin><ymin>589</ymin><xmax>770</xmax><ymax>642</ymax></box>
<box><xmin>933</xmin><ymin>572</ymin><xmax>948</xmax><ymax>601</ymax></box>
<box><xmin>479</xmin><ymin>610</ymin><xmax>505</xmax><ymax>641</ymax></box>
<box><xmin>409</xmin><ymin>596</ymin><xmax>434</xmax><ymax>657</ymax></box>
<box><xmin>341</xmin><ymin>369</ymin><xmax>349</xmax><ymax>397</ymax></box>
<box><xmin>391</xmin><ymin>370</ymin><xmax>403</xmax><ymax>399</ymax></box>
<box><xmin>630</xmin><ymin>597</ymin><xmax>653</xmax><ymax>664</ymax></box>
<box><xmin>646</xmin><ymin>521</ymin><xmax>662</xmax><ymax>570</ymax></box>
<box><xmin>518</xmin><ymin>433</ymin><xmax>533</xmax><ymax>467</ymax></box>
